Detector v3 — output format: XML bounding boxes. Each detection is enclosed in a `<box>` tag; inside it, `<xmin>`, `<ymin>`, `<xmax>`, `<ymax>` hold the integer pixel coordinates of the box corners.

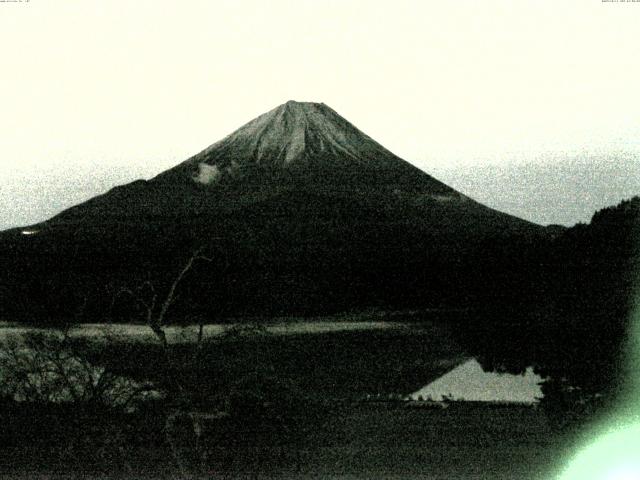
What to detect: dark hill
<box><xmin>0</xmin><ymin>101</ymin><xmax>547</xmax><ymax>324</ymax></box>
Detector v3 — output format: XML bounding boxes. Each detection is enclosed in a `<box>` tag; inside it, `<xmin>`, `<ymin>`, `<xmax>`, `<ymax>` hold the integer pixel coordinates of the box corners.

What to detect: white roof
<box><xmin>409</xmin><ymin>358</ymin><xmax>543</xmax><ymax>403</ymax></box>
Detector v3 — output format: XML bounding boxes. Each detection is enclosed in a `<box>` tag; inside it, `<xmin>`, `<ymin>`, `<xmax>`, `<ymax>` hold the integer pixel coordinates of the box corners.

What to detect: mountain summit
<box><xmin>191</xmin><ymin>100</ymin><xmax>383</xmax><ymax>169</ymax></box>
<box><xmin>156</xmin><ymin>100</ymin><xmax>455</xmax><ymax>196</ymax></box>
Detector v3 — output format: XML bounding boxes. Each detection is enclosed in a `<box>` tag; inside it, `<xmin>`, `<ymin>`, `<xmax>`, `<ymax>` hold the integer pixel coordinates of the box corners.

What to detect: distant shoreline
<box><xmin>0</xmin><ymin>320</ymin><xmax>410</xmax><ymax>344</ymax></box>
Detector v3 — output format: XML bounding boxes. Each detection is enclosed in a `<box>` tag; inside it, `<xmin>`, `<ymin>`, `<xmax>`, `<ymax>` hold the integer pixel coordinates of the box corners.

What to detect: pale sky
<box><xmin>1</xmin><ymin>0</ymin><xmax>639</xmax><ymax>229</ymax></box>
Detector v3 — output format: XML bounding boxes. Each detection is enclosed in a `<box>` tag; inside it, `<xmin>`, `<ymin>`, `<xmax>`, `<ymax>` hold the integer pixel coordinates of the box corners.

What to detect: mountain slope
<box><xmin>0</xmin><ymin>101</ymin><xmax>545</xmax><ymax>324</ymax></box>
<box><xmin>43</xmin><ymin>101</ymin><xmax>485</xmax><ymax>225</ymax></box>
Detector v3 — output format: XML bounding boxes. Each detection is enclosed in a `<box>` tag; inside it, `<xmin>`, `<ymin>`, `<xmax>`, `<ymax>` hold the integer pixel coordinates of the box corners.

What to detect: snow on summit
<box><xmin>189</xmin><ymin>100</ymin><xmax>398</xmax><ymax>168</ymax></box>
<box><xmin>157</xmin><ymin>100</ymin><xmax>456</xmax><ymax>197</ymax></box>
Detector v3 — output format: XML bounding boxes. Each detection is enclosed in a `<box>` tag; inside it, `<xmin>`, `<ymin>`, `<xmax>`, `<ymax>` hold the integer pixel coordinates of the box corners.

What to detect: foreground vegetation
<box><xmin>0</xmin><ymin>310</ymin><xmax>621</xmax><ymax>478</ymax></box>
<box><xmin>1</xmin><ymin>197</ymin><xmax>637</xmax><ymax>477</ymax></box>
<box><xmin>0</xmin><ymin>313</ymin><xmax>606</xmax><ymax>479</ymax></box>
<box><xmin>1</xmin><ymin>398</ymin><xmax>573</xmax><ymax>479</ymax></box>
<box><xmin>0</xmin><ymin>320</ymin><xmax>468</xmax><ymax>477</ymax></box>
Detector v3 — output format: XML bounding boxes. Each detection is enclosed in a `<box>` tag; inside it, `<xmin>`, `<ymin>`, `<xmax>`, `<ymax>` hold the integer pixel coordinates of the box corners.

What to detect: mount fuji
<box><xmin>0</xmin><ymin>101</ymin><xmax>546</xmax><ymax>323</ymax></box>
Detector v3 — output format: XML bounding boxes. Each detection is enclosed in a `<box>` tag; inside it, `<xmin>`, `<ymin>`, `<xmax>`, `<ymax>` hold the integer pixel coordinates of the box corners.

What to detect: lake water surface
<box><xmin>0</xmin><ymin>320</ymin><xmax>403</xmax><ymax>344</ymax></box>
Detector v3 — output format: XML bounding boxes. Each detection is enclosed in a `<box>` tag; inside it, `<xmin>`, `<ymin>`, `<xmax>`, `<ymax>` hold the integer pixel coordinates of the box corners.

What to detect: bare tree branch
<box><xmin>156</xmin><ymin>248</ymin><xmax>213</xmax><ymax>329</ymax></box>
